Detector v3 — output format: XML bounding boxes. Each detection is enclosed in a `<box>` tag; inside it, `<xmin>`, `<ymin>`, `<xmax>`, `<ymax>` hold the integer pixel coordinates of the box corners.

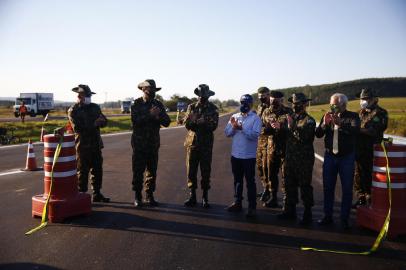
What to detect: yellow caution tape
<box><xmin>301</xmin><ymin>141</ymin><xmax>392</xmax><ymax>255</ymax></box>
<box><xmin>26</xmin><ymin>136</ymin><xmax>63</xmax><ymax>235</ymax></box>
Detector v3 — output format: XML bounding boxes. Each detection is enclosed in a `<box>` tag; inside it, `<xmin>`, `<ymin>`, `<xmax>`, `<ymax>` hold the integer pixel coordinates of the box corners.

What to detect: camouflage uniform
<box><xmin>354</xmin><ymin>104</ymin><xmax>388</xmax><ymax>201</ymax></box>
<box><xmin>68</xmin><ymin>102</ymin><xmax>107</xmax><ymax>193</ymax></box>
<box><xmin>261</xmin><ymin>106</ymin><xmax>293</xmax><ymax>198</ymax></box>
<box><xmin>256</xmin><ymin>103</ymin><xmax>270</xmax><ymax>192</ymax></box>
<box><xmin>284</xmin><ymin>112</ymin><xmax>316</xmax><ymax>208</ymax></box>
<box><xmin>131</xmin><ymin>98</ymin><xmax>171</xmax><ymax>193</ymax></box>
<box><xmin>184</xmin><ymin>102</ymin><xmax>219</xmax><ymax>190</ymax></box>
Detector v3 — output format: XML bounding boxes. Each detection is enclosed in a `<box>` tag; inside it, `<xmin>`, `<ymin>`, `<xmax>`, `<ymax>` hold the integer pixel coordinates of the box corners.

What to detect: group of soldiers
<box><xmin>67</xmin><ymin>80</ymin><xmax>388</xmax><ymax>225</ymax></box>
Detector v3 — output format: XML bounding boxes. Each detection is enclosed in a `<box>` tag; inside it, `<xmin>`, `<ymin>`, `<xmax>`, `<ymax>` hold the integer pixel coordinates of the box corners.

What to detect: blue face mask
<box><xmin>240</xmin><ymin>103</ymin><xmax>250</xmax><ymax>113</ymax></box>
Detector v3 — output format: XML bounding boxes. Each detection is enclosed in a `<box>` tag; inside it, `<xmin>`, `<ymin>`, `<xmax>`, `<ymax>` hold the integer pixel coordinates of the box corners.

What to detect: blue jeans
<box><xmin>231</xmin><ymin>156</ymin><xmax>257</xmax><ymax>209</ymax></box>
<box><xmin>322</xmin><ymin>151</ymin><xmax>355</xmax><ymax>221</ymax></box>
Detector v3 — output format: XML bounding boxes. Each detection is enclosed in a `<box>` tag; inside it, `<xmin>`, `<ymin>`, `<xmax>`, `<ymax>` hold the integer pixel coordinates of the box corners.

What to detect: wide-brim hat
<box><xmin>72</xmin><ymin>84</ymin><xmax>96</xmax><ymax>96</ymax></box>
<box><xmin>194</xmin><ymin>84</ymin><xmax>215</xmax><ymax>98</ymax></box>
<box><xmin>356</xmin><ymin>88</ymin><xmax>378</xmax><ymax>99</ymax></box>
<box><xmin>138</xmin><ymin>79</ymin><xmax>162</xmax><ymax>91</ymax></box>
<box><xmin>269</xmin><ymin>90</ymin><xmax>284</xmax><ymax>98</ymax></box>
<box><xmin>288</xmin><ymin>93</ymin><xmax>312</xmax><ymax>104</ymax></box>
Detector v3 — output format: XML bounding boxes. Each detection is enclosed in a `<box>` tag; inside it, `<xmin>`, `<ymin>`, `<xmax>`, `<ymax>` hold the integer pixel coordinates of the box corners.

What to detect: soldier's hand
<box><xmin>331</xmin><ymin>114</ymin><xmax>340</xmax><ymax>126</ymax></box>
<box><xmin>286</xmin><ymin>114</ymin><xmax>293</xmax><ymax>128</ymax></box>
<box><xmin>150</xmin><ymin>106</ymin><xmax>161</xmax><ymax>118</ymax></box>
<box><xmin>270</xmin><ymin>121</ymin><xmax>280</xmax><ymax>129</ymax></box>
<box><xmin>95</xmin><ymin>115</ymin><xmax>107</xmax><ymax>127</ymax></box>
<box><xmin>188</xmin><ymin>113</ymin><xmax>198</xmax><ymax>122</ymax></box>
<box><xmin>323</xmin><ymin>113</ymin><xmax>333</xmax><ymax>126</ymax></box>
<box><xmin>196</xmin><ymin>118</ymin><xmax>205</xmax><ymax>124</ymax></box>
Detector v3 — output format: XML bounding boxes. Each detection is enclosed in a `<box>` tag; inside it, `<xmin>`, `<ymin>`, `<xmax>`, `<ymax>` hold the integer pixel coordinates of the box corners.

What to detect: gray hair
<box><xmin>331</xmin><ymin>93</ymin><xmax>348</xmax><ymax>106</ymax></box>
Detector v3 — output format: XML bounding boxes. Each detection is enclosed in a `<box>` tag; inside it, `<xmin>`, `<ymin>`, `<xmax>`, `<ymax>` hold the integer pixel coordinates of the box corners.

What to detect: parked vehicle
<box><xmin>13</xmin><ymin>93</ymin><xmax>54</xmax><ymax>117</ymax></box>
<box><xmin>121</xmin><ymin>100</ymin><xmax>132</xmax><ymax>114</ymax></box>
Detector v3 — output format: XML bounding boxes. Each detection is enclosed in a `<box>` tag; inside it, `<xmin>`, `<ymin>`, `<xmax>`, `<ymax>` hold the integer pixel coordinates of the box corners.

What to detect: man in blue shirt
<box><xmin>225</xmin><ymin>94</ymin><xmax>262</xmax><ymax>218</ymax></box>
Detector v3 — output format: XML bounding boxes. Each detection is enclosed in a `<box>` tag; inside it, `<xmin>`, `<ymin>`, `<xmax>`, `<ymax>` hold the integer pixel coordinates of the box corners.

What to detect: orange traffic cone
<box><xmin>22</xmin><ymin>139</ymin><xmax>43</xmax><ymax>171</ymax></box>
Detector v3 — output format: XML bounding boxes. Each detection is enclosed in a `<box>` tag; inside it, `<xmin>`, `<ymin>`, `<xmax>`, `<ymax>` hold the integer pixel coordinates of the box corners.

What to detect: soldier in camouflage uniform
<box><xmin>353</xmin><ymin>88</ymin><xmax>388</xmax><ymax>207</ymax></box>
<box><xmin>278</xmin><ymin>93</ymin><xmax>315</xmax><ymax>225</ymax></box>
<box><xmin>183</xmin><ymin>84</ymin><xmax>219</xmax><ymax>208</ymax></box>
<box><xmin>256</xmin><ymin>87</ymin><xmax>272</xmax><ymax>203</ymax></box>
<box><xmin>261</xmin><ymin>91</ymin><xmax>293</xmax><ymax>208</ymax></box>
<box><xmin>131</xmin><ymin>79</ymin><xmax>171</xmax><ymax>207</ymax></box>
<box><xmin>68</xmin><ymin>84</ymin><xmax>110</xmax><ymax>203</ymax></box>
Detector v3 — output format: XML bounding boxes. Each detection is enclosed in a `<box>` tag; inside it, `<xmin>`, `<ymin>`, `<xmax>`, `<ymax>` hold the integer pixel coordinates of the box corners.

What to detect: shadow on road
<box><xmin>64</xmin><ymin>203</ymin><xmax>406</xmax><ymax>262</ymax></box>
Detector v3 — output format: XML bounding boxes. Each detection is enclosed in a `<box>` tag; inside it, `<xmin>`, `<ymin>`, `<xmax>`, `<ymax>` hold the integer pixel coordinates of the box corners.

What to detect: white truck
<box><xmin>13</xmin><ymin>93</ymin><xmax>54</xmax><ymax>117</ymax></box>
<box><xmin>121</xmin><ymin>100</ymin><xmax>132</xmax><ymax>114</ymax></box>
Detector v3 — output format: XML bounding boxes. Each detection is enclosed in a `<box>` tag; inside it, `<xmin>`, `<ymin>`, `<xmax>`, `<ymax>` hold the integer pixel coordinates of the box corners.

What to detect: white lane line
<box><xmin>0</xmin><ymin>170</ymin><xmax>25</xmax><ymax>177</ymax></box>
<box><xmin>315</xmin><ymin>153</ymin><xmax>324</xmax><ymax>162</ymax></box>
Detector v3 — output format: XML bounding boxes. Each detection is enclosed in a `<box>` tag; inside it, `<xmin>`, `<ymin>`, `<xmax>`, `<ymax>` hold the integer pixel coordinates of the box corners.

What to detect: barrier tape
<box><xmin>301</xmin><ymin>141</ymin><xmax>392</xmax><ymax>255</ymax></box>
<box><xmin>25</xmin><ymin>136</ymin><xmax>64</xmax><ymax>235</ymax></box>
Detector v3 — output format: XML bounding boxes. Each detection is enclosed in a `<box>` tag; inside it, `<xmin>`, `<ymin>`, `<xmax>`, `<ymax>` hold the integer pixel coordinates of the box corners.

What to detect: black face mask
<box><xmin>259</xmin><ymin>97</ymin><xmax>268</xmax><ymax>104</ymax></box>
<box><xmin>269</xmin><ymin>101</ymin><xmax>280</xmax><ymax>111</ymax></box>
<box><xmin>199</xmin><ymin>97</ymin><xmax>208</xmax><ymax>104</ymax></box>
<box><xmin>240</xmin><ymin>103</ymin><xmax>250</xmax><ymax>113</ymax></box>
<box><xmin>293</xmin><ymin>104</ymin><xmax>304</xmax><ymax>114</ymax></box>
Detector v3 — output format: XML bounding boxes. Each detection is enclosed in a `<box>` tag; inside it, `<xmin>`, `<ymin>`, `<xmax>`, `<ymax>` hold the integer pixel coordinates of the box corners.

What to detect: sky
<box><xmin>0</xmin><ymin>0</ymin><xmax>405</xmax><ymax>103</ymax></box>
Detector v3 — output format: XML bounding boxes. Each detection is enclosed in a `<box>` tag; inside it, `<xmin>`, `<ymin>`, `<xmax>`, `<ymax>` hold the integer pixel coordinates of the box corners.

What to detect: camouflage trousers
<box><xmin>354</xmin><ymin>148</ymin><xmax>374</xmax><ymax>199</ymax></box>
<box><xmin>186</xmin><ymin>146</ymin><xmax>213</xmax><ymax>190</ymax></box>
<box><xmin>283</xmin><ymin>154</ymin><xmax>314</xmax><ymax>207</ymax></box>
<box><xmin>265</xmin><ymin>150</ymin><xmax>283</xmax><ymax>194</ymax></box>
<box><xmin>256</xmin><ymin>143</ymin><xmax>269</xmax><ymax>191</ymax></box>
<box><xmin>132</xmin><ymin>146</ymin><xmax>159</xmax><ymax>193</ymax></box>
<box><xmin>77</xmin><ymin>147</ymin><xmax>103</xmax><ymax>193</ymax></box>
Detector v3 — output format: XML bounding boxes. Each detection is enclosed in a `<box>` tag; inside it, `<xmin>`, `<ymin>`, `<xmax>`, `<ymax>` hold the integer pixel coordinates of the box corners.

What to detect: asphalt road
<box><xmin>0</xmin><ymin>114</ymin><xmax>405</xmax><ymax>270</ymax></box>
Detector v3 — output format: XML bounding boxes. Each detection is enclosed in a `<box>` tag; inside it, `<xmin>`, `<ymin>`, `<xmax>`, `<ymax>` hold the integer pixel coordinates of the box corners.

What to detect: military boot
<box><xmin>134</xmin><ymin>191</ymin><xmax>143</xmax><ymax>208</ymax></box>
<box><xmin>264</xmin><ymin>192</ymin><xmax>279</xmax><ymax>208</ymax></box>
<box><xmin>92</xmin><ymin>191</ymin><xmax>110</xmax><ymax>203</ymax></box>
<box><xmin>202</xmin><ymin>189</ymin><xmax>210</xmax><ymax>208</ymax></box>
<box><xmin>299</xmin><ymin>207</ymin><xmax>312</xmax><ymax>225</ymax></box>
<box><xmin>277</xmin><ymin>204</ymin><xmax>296</xmax><ymax>220</ymax></box>
<box><xmin>184</xmin><ymin>189</ymin><xmax>197</xmax><ymax>207</ymax></box>
<box><xmin>145</xmin><ymin>192</ymin><xmax>159</xmax><ymax>207</ymax></box>
<box><xmin>259</xmin><ymin>189</ymin><xmax>271</xmax><ymax>202</ymax></box>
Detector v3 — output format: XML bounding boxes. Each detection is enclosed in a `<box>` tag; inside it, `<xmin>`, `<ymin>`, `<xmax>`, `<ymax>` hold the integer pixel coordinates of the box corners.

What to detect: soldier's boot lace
<box><xmin>277</xmin><ymin>205</ymin><xmax>297</xmax><ymax>220</ymax></box>
<box><xmin>202</xmin><ymin>189</ymin><xmax>210</xmax><ymax>208</ymax></box>
<box><xmin>145</xmin><ymin>192</ymin><xmax>159</xmax><ymax>207</ymax></box>
<box><xmin>184</xmin><ymin>189</ymin><xmax>197</xmax><ymax>207</ymax></box>
<box><xmin>259</xmin><ymin>189</ymin><xmax>271</xmax><ymax>202</ymax></box>
<box><xmin>299</xmin><ymin>207</ymin><xmax>312</xmax><ymax>225</ymax></box>
<box><xmin>92</xmin><ymin>192</ymin><xmax>110</xmax><ymax>203</ymax></box>
<box><xmin>134</xmin><ymin>191</ymin><xmax>143</xmax><ymax>208</ymax></box>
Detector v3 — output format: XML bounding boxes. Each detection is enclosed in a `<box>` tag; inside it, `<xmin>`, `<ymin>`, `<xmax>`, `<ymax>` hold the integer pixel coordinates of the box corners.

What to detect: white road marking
<box><xmin>0</xmin><ymin>170</ymin><xmax>25</xmax><ymax>177</ymax></box>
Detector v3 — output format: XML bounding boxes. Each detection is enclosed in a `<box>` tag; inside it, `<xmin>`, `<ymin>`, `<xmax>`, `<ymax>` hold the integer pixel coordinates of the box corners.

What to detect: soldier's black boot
<box><xmin>145</xmin><ymin>192</ymin><xmax>159</xmax><ymax>207</ymax></box>
<box><xmin>264</xmin><ymin>192</ymin><xmax>279</xmax><ymax>208</ymax></box>
<box><xmin>134</xmin><ymin>191</ymin><xmax>143</xmax><ymax>208</ymax></box>
<box><xmin>92</xmin><ymin>191</ymin><xmax>110</xmax><ymax>203</ymax></box>
<box><xmin>299</xmin><ymin>207</ymin><xmax>312</xmax><ymax>225</ymax></box>
<box><xmin>277</xmin><ymin>204</ymin><xmax>297</xmax><ymax>220</ymax></box>
<box><xmin>259</xmin><ymin>189</ymin><xmax>271</xmax><ymax>202</ymax></box>
<box><xmin>202</xmin><ymin>189</ymin><xmax>210</xmax><ymax>208</ymax></box>
<box><xmin>184</xmin><ymin>189</ymin><xmax>197</xmax><ymax>207</ymax></box>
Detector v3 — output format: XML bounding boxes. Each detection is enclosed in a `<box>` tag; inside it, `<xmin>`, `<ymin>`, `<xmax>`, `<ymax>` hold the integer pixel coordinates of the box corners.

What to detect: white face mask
<box><xmin>84</xmin><ymin>97</ymin><xmax>91</xmax><ymax>105</ymax></box>
<box><xmin>360</xmin><ymin>100</ymin><xmax>368</xmax><ymax>109</ymax></box>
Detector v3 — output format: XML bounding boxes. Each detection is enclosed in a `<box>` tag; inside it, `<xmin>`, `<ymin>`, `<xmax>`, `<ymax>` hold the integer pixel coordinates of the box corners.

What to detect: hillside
<box><xmin>270</xmin><ymin>77</ymin><xmax>406</xmax><ymax>105</ymax></box>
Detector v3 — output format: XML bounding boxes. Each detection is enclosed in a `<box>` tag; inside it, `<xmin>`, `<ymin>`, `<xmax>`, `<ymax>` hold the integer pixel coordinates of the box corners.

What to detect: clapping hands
<box><xmin>230</xmin><ymin>116</ymin><xmax>242</xmax><ymax>130</ymax></box>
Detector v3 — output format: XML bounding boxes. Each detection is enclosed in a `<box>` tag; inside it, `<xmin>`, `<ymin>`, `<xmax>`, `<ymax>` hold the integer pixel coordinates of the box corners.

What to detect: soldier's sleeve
<box><xmin>96</xmin><ymin>105</ymin><xmax>108</xmax><ymax>128</ymax></box>
<box><xmin>261</xmin><ymin>109</ymin><xmax>274</xmax><ymax>135</ymax></box>
<box><xmin>292</xmin><ymin>116</ymin><xmax>316</xmax><ymax>144</ymax></box>
<box><xmin>339</xmin><ymin>112</ymin><xmax>360</xmax><ymax>136</ymax></box>
<box><xmin>315</xmin><ymin>115</ymin><xmax>326</xmax><ymax>138</ymax></box>
<box><xmin>68</xmin><ymin>106</ymin><xmax>83</xmax><ymax>133</ymax></box>
<box><xmin>185</xmin><ymin>104</ymin><xmax>197</xmax><ymax>131</ymax></box>
<box><xmin>158</xmin><ymin>102</ymin><xmax>171</xmax><ymax>127</ymax></box>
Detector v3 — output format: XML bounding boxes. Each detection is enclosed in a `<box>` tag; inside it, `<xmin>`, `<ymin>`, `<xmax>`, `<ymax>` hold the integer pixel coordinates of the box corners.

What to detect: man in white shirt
<box><xmin>225</xmin><ymin>94</ymin><xmax>262</xmax><ymax>218</ymax></box>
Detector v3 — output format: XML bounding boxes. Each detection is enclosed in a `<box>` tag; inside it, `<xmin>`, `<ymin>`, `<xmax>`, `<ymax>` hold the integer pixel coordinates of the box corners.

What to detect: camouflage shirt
<box><xmin>131</xmin><ymin>97</ymin><xmax>171</xmax><ymax>149</ymax></box>
<box><xmin>261</xmin><ymin>105</ymin><xmax>293</xmax><ymax>154</ymax></box>
<box><xmin>68</xmin><ymin>103</ymin><xmax>107</xmax><ymax>150</ymax></box>
<box><xmin>357</xmin><ymin>104</ymin><xmax>388</xmax><ymax>150</ymax></box>
<box><xmin>285</xmin><ymin>112</ymin><xmax>316</xmax><ymax>159</ymax></box>
<box><xmin>257</xmin><ymin>102</ymin><xmax>269</xmax><ymax>148</ymax></box>
<box><xmin>184</xmin><ymin>102</ymin><xmax>219</xmax><ymax>148</ymax></box>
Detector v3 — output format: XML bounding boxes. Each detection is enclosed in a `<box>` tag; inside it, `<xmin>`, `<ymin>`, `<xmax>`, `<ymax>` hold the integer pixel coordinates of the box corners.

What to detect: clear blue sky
<box><xmin>1</xmin><ymin>0</ymin><xmax>405</xmax><ymax>103</ymax></box>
